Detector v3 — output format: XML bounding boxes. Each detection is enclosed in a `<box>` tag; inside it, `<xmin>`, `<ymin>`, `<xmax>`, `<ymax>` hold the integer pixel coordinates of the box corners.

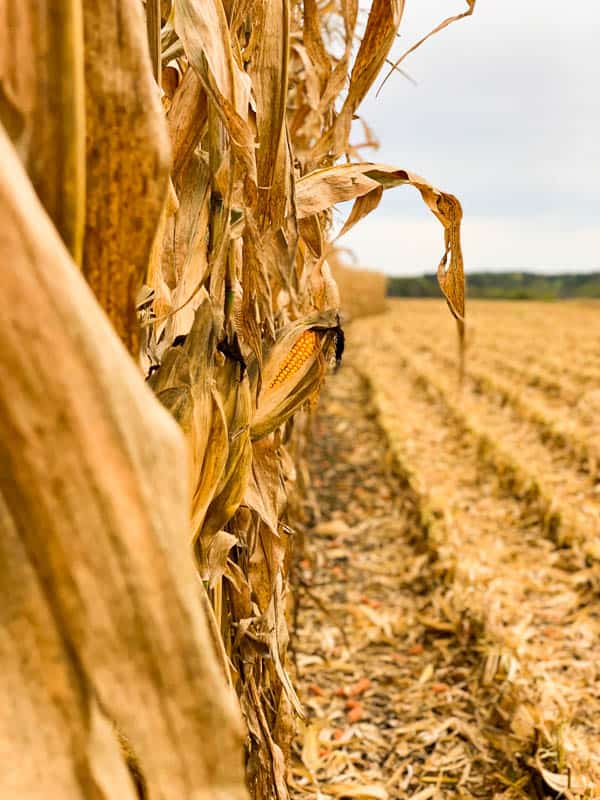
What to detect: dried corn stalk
<box><xmin>143</xmin><ymin>1</ymin><xmax>474</xmax><ymax>797</ymax></box>
<box><xmin>0</xmin><ymin>123</ymin><xmax>247</xmax><ymax>800</ymax></box>
<box><xmin>81</xmin><ymin>0</ymin><xmax>171</xmax><ymax>355</ymax></box>
<box><xmin>0</xmin><ymin>0</ymin><xmax>85</xmax><ymax>262</ymax></box>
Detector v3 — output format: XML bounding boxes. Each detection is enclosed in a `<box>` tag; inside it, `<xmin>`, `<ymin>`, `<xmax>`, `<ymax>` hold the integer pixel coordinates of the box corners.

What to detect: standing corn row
<box><xmin>142</xmin><ymin>2</ymin><xmax>469</xmax><ymax>798</ymax></box>
<box><xmin>0</xmin><ymin>0</ymin><xmax>470</xmax><ymax>797</ymax></box>
<box><xmin>0</xmin><ymin>2</ymin><xmax>248</xmax><ymax>798</ymax></box>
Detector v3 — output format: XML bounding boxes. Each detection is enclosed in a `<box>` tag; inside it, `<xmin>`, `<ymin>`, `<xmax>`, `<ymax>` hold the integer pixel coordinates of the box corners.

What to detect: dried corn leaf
<box><xmin>175</xmin><ymin>0</ymin><xmax>256</xmax><ymax>180</ymax></box>
<box><xmin>302</xmin><ymin>0</ymin><xmax>330</xmax><ymax>92</ymax></box>
<box><xmin>158</xmin><ymin>152</ymin><xmax>211</xmax><ymax>343</ymax></box>
<box><xmin>249</xmin><ymin>0</ymin><xmax>291</xmax><ymax>232</ymax></box>
<box><xmin>311</xmin><ymin>258</ymin><xmax>341</xmax><ymax>311</ymax></box>
<box><xmin>202</xmin><ymin>354</ymin><xmax>253</xmax><ymax>543</ymax></box>
<box><xmin>150</xmin><ymin>295</ymin><xmax>230</xmax><ymax>549</ymax></box>
<box><xmin>337</xmin><ymin>184</ymin><xmax>384</xmax><ymax>239</ymax></box>
<box><xmin>167</xmin><ymin>67</ymin><xmax>208</xmax><ymax>181</ymax></box>
<box><xmin>295</xmin><ymin>164</ymin><xmax>384</xmax><ymax>218</ymax></box>
<box><xmin>313</xmin><ymin>0</ymin><xmax>404</xmax><ymax>160</ymax></box>
<box><xmin>266</xmin><ymin>575</ymin><xmax>304</xmax><ymax>716</ymax></box>
<box><xmin>174</xmin><ymin>0</ymin><xmax>238</xmax><ymax>106</ymax></box>
<box><xmin>247</xmin><ymin>532</ymin><xmax>287</xmax><ymax>620</ymax></box>
<box><xmin>298</xmin><ymin>214</ymin><xmax>324</xmax><ymax>258</ymax></box>
<box><xmin>244</xmin><ymin>439</ymin><xmax>283</xmax><ymax>534</ymax></box>
<box><xmin>206</xmin><ymin>530</ymin><xmax>239</xmax><ymax>588</ymax></box>
<box><xmin>191</xmin><ymin>387</ymin><xmax>229</xmax><ymax>543</ymax></box>
<box><xmin>296</xmin><ymin>163</ymin><xmax>465</xmax><ymax>323</ymax></box>
<box><xmin>432</xmin><ymin>193</ymin><xmax>465</xmax><ymax>322</ymax></box>
<box><xmin>344</xmin><ymin>0</ymin><xmax>404</xmax><ymax>113</ymax></box>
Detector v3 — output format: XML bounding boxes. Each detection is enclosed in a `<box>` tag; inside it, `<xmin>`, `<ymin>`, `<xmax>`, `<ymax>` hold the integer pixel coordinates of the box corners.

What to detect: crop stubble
<box><xmin>292</xmin><ymin>299</ymin><xmax>600</xmax><ymax>798</ymax></box>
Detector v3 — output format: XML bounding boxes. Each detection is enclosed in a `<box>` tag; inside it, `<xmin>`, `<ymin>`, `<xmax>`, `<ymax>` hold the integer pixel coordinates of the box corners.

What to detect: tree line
<box><xmin>388</xmin><ymin>272</ymin><xmax>600</xmax><ymax>300</ymax></box>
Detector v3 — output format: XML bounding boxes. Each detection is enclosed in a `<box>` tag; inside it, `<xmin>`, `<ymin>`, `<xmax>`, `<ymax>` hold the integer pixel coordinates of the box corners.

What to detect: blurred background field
<box><xmin>329</xmin><ymin>254</ymin><xmax>387</xmax><ymax>321</ymax></box>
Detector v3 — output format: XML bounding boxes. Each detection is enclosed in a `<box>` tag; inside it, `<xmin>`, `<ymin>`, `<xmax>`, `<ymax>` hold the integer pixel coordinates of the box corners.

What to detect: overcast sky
<box><xmin>339</xmin><ymin>0</ymin><xmax>600</xmax><ymax>276</ymax></box>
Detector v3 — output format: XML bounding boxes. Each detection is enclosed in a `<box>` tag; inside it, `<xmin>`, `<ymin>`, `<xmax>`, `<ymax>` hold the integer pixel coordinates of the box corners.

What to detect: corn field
<box><xmin>290</xmin><ymin>299</ymin><xmax>600</xmax><ymax>798</ymax></box>
<box><xmin>0</xmin><ymin>1</ymin><xmax>471</xmax><ymax>798</ymax></box>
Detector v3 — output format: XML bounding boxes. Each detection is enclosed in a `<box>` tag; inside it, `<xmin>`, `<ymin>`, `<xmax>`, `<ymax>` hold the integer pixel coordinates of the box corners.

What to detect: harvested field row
<box><xmin>374</xmin><ymin>339</ymin><xmax>600</xmax><ymax>561</ymax></box>
<box><xmin>292</xmin><ymin>349</ymin><xmax>600</xmax><ymax>798</ymax></box>
<box><xmin>478</xmin><ymin>350</ymin><xmax>600</xmax><ymax>399</ymax></box>
<box><xmin>461</xmin><ymin>347</ymin><xmax>600</xmax><ymax>416</ymax></box>
<box><xmin>355</xmin><ymin>355</ymin><xmax>600</xmax><ymax>795</ymax></box>
<box><xmin>291</xmin><ymin>366</ymin><xmax>520</xmax><ymax>799</ymax></box>
<box><xmin>378</xmin><ymin>303</ymin><xmax>600</xmax><ymax>552</ymax></box>
<box><xmin>392</xmin><ymin>300</ymin><xmax>600</xmax><ymax>387</ymax></box>
<box><xmin>393</xmin><ymin>327</ymin><xmax>600</xmax><ymax>482</ymax></box>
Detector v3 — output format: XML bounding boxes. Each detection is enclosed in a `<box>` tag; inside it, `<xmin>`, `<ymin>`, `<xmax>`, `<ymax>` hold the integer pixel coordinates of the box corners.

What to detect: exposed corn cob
<box><xmin>269</xmin><ymin>329</ymin><xmax>320</xmax><ymax>389</ymax></box>
<box><xmin>251</xmin><ymin>312</ymin><xmax>341</xmax><ymax>441</ymax></box>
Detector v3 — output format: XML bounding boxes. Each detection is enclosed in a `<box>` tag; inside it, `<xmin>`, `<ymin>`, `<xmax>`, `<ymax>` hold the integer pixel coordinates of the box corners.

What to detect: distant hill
<box><xmin>387</xmin><ymin>272</ymin><xmax>600</xmax><ymax>300</ymax></box>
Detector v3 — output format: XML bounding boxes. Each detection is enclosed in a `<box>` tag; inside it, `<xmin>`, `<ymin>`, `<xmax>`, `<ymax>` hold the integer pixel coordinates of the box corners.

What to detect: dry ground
<box><xmin>289</xmin><ymin>300</ymin><xmax>600</xmax><ymax>800</ymax></box>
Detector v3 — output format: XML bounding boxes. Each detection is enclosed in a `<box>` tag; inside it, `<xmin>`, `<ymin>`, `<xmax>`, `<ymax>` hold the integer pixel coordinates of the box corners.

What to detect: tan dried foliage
<box><xmin>0</xmin><ymin>0</ymin><xmax>85</xmax><ymax>261</ymax></box>
<box><xmin>141</xmin><ymin>3</ymin><xmax>472</xmax><ymax>794</ymax></box>
<box><xmin>0</xmin><ymin>124</ymin><xmax>246</xmax><ymax>800</ymax></box>
<box><xmin>0</xmin><ymin>0</ymin><xmax>474</xmax><ymax>797</ymax></box>
<box><xmin>82</xmin><ymin>0</ymin><xmax>172</xmax><ymax>355</ymax></box>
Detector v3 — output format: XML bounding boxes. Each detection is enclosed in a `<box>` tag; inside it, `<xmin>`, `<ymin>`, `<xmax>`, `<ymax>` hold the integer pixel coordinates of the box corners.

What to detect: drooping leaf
<box><xmin>296</xmin><ymin>162</ymin><xmax>465</xmax><ymax>320</ymax></box>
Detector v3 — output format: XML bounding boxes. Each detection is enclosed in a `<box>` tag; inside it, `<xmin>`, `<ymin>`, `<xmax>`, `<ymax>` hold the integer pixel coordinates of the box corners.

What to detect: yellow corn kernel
<box><xmin>270</xmin><ymin>330</ymin><xmax>320</xmax><ymax>388</ymax></box>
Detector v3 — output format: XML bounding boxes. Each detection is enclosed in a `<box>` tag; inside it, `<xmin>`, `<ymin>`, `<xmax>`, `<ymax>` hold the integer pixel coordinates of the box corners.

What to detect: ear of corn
<box><xmin>270</xmin><ymin>330</ymin><xmax>320</xmax><ymax>389</ymax></box>
<box><xmin>250</xmin><ymin>312</ymin><xmax>341</xmax><ymax>442</ymax></box>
